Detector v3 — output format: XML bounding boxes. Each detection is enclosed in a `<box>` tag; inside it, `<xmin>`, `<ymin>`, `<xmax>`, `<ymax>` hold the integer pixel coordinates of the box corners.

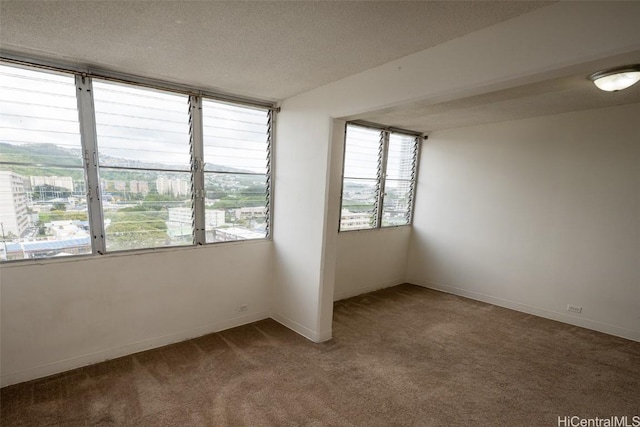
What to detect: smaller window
<box><xmin>381</xmin><ymin>132</ymin><xmax>417</xmax><ymax>227</ymax></box>
<box><xmin>339</xmin><ymin>124</ymin><xmax>419</xmax><ymax>232</ymax></box>
<box><xmin>202</xmin><ymin>100</ymin><xmax>271</xmax><ymax>243</ymax></box>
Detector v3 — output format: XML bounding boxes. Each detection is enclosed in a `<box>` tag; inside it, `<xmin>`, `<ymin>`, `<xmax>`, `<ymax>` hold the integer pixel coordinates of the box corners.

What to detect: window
<box><xmin>93</xmin><ymin>80</ymin><xmax>192</xmax><ymax>251</ymax></box>
<box><xmin>202</xmin><ymin>100</ymin><xmax>270</xmax><ymax>242</ymax></box>
<box><xmin>339</xmin><ymin>123</ymin><xmax>419</xmax><ymax>231</ymax></box>
<box><xmin>0</xmin><ymin>65</ymin><xmax>90</xmax><ymax>260</ymax></box>
<box><xmin>0</xmin><ymin>61</ymin><xmax>274</xmax><ymax>262</ymax></box>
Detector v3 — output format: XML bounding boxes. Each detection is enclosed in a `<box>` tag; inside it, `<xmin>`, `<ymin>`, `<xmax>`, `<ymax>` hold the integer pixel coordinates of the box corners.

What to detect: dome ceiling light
<box><xmin>588</xmin><ymin>64</ymin><xmax>640</xmax><ymax>92</ymax></box>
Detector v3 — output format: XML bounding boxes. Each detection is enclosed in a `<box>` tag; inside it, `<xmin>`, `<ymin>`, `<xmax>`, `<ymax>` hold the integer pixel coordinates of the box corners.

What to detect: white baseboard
<box><xmin>0</xmin><ymin>311</ymin><xmax>270</xmax><ymax>388</ymax></box>
<box><xmin>270</xmin><ymin>312</ymin><xmax>332</xmax><ymax>343</ymax></box>
<box><xmin>333</xmin><ymin>278</ymin><xmax>404</xmax><ymax>302</ymax></box>
<box><xmin>411</xmin><ymin>279</ymin><xmax>639</xmax><ymax>342</ymax></box>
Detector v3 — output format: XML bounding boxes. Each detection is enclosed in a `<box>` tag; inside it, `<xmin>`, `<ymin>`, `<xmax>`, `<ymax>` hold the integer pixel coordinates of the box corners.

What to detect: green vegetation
<box><xmin>39</xmin><ymin>210</ymin><xmax>87</xmax><ymax>223</ymax></box>
<box><xmin>106</xmin><ymin>211</ymin><xmax>168</xmax><ymax>251</ymax></box>
<box><xmin>209</xmin><ymin>184</ymin><xmax>266</xmax><ymax>210</ymax></box>
<box><xmin>102</xmin><ymin>192</ymin><xmax>185</xmax><ymax>250</ymax></box>
<box><xmin>0</xmin><ymin>142</ymin><xmax>83</xmax><ymax>167</ymax></box>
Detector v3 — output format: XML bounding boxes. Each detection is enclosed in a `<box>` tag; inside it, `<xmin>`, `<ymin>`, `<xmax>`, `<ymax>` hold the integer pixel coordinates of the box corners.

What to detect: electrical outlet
<box><xmin>238</xmin><ymin>304</ymin><xmax>248</xmax><ymax>312</ymax></box>
<box><xmin>567</xmin><ymin>304</ymin><xmax>582</xmax><ymax>314</ymax></box>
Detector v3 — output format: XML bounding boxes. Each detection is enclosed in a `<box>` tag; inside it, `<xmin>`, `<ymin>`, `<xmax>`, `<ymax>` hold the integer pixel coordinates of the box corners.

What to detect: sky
<box><xmin>343</xmin><ymin>124</ymin><xmax>416</xmax><ymax>180</ymax></box>
<box><xmin>0</xmin><ymin>64</ymin><xmax>269</xmax><ymax>175</ymax></box>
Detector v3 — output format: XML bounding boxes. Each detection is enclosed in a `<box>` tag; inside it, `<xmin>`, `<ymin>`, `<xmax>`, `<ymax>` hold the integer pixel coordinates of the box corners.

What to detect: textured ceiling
<box><xmin>0</xmin><ymin>1</ymin><xmax>550</xmax><ymax>101</ymax></box>
<box><xmin>356</xmin><ymin>53</ymin><xmax>640</xmax><ymax>133</ymax></box>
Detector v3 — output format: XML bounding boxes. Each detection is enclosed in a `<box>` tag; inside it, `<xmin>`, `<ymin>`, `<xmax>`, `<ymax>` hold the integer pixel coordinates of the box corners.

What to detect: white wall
<box><xmin>271</xmin><ymin>1</ymin><xmax>640</xmax><ymax>343</ymax></box>
<box><xmin>270</xmin><ymin>104</ymin><xmax>336</xmax><ymax>342</ymax></box>
<box><xmin>334</xmin><ymin>227</ymin><xmax>411</xmax><ymax>301</ymax></box>
<box><xmin>407</xmin><ymin>103</ymin><xmax>640</xmax><ymax>341</ymax></box>
<box><xmin>0</xmin><ymin>241</ymin><xmax>272</xmax><ymax>386</ymax></box>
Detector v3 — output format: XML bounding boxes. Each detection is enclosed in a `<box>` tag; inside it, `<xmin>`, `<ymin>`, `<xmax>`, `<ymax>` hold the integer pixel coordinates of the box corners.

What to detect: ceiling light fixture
<box><xmin>588</xmin><ymin>64</ymin><xmax>640</xmax><ymax>92</ymax></box>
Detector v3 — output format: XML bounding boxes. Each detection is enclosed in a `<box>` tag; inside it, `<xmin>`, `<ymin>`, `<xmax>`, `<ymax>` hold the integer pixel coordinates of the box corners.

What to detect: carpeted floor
<box><xmin>1</xmin><ymin>284</ymin><xmax>639</xmax><ymax>426</ymax></box>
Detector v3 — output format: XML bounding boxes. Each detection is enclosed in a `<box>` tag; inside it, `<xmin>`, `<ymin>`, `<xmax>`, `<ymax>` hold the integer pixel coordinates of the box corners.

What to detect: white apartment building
<box><xmin>130</xmin><ymin>180</ymin><xmax>149</xmax><ymax>195</ymax></box>
<box><xmin>340</xmin><ymin>209</ymin><xmax>372</xmax><ymax>230</ymax></box>
<box><xmin>234</xmin><ymin>206</ymin><xmax>266</xmax><ymax>220</ymax></box>
<box><xmin>167</xmin><ymin>207</ymin><xmax>225</xmax><ymax>237</ymax></box>
<box><xmin>156</xmin><ymin>177</ymin><xmax>190</xmax><ymax>197</ymax></box>
<box><xmin>0</xmin><ymin>171</ymin><xmax>30</xmax><ymax>237</ymax></box>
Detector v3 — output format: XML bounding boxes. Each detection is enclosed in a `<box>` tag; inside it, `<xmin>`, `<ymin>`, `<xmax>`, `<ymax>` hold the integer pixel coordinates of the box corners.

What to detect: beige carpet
<box><xmin>2</xmin><ymin>284</ymin><xmax>639</xmax><ymax>426</ymax></box>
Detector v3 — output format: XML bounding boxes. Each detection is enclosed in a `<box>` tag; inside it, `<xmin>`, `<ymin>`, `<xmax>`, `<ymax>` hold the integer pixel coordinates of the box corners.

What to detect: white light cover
<box><xmin>593</xmin><ymin>71</ymin><xmax>640</xmax><ymax>92</ymax></box>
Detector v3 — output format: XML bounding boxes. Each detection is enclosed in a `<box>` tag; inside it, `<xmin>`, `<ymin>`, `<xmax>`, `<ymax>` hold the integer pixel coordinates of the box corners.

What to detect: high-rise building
<box><xmin>172</xmin><ymin>179</ymin><xmax>189</xmax><ymax>197</ymax></box>
<box><xmin>340</xmin><ymin>209</ymin><xmax>373</xmax><ymax>230</ymax></box>
<box><xmin>130</xmin><ymin>180</ymin><xmax>149</xmax><ymax>195</ymax></box>
<box><xmin>156</xmin><ymin>177</ymin><xmax>190</xmax><ymax>197</ymax></box>
<box><xmin>167</xmin><ymin>207</ymin><xmax>225</xmax><ymax>228</ymax></box>
<box><xmin>156</xmin><ymin>177</ymin><xmax>171</xmax><ymax>195</ymax></box>
<box><xmin>0</xmin><ymin>171</ymin><xmax>30</xmax><ymax>237</ymax></box>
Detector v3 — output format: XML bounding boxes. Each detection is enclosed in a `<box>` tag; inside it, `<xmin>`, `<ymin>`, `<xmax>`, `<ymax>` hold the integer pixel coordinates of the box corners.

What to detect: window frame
<box><xmin>339</xmin><ymin>122</ymin><xmax>423</xmax><ymax>232</ymax></box>
<box><xmin>0</xmin><ymin>56</ymin><xmax>276</xmax><ymax>263</ymax></box>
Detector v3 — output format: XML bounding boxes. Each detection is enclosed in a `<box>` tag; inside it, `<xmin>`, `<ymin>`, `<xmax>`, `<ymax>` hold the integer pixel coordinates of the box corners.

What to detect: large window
<box><xmin>0</xmin><ymin>62</ymin><xmax>273</xmax><ymax>262</ymax></box>
<box><xmin>339</xmin><ymin>123</ymin><xmax>419</xmax><ymax>231</ymax></box>
<box><xmin>0</xmin><ymin>65</ymin><xmax>90</xmax><ymax>260</ymax></box>
<box><xmin>93</xmin><ymin>81</ymin><xmax>192</xmax><ymax>251</ymax></box>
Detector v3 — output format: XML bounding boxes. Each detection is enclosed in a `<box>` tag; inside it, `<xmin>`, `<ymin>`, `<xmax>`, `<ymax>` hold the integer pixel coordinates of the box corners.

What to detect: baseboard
<box><xmin>334</xmin><ymin>278</ymin><xmax>405</xmax><ymax>302</ymax></box>
<box><xmin>270</xmin><ymin>312</ymin><xmax>332</xmax><ymax>343</ymax></box>
<box><xmin>411</xmin><ymin>279</ymin><xmax>639</xmax><ymax>342</ymax></box>
<box><xmin>0</xmin><ymin>310</ymin><xmax>270</xmax><ymax>388</ymax></box>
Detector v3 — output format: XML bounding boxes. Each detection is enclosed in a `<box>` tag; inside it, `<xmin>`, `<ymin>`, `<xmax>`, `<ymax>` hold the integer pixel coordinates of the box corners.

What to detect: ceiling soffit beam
<box><xmin>283</xmin><ymin>2</ymin><xmax>640</xmax><ymax>120</ymax></box>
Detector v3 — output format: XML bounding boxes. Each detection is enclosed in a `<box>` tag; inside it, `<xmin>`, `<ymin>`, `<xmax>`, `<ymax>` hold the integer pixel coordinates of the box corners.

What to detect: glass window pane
<box><xmin>381</xmin><ymin>179</ymin><xmax>412</xmax><ymax>227</ymax></box>
<box><xmin>101</xmin><ymin>169</ymin><xmax>193</xmax><ymax>251</ymax></box>
<box><xmin>381</xmin><ymin>131</ymin><xmax>417</xmax><ymax>227</ymax></box>
<box><xmin>203</xmin><ymin>172</ymin><xmax>267</xmax><ymax>242</ymax></box>
<box><xmin>202</xmin><ymin>100</ymin><xmax>270</xmax><ymax>243</ymax></box>
<box><xmin>340</xmin><ymin>178</ymin><xmax>377</xmax><ymax>230</ymax></box>
<box><xmin>93</xmin><ymin>80</ymin><xmax>191</xmax><ymax>171</ymax></box>
<box><xmin>386</xmin><ymin>133</ymin><xmax>416</xmax><ymax>180</ymax></box>
<box><xmin>93</xmin><ymin>81</ymin><xmax>193</xmax><ymax>251</ymax></box>
<box><xmin>0</xmin><ymin>65</ymin><xmax>90</xmax><ymax>261</ymax></box>
<box><xmin>343</xmin><ymin>125</ymin><xmax>381</xmax><ymax>180</ymax></box>
<box><xmin>202</xmin><ymin>100</ymin><xmax>269</xmax><ymax>174</ymax></box>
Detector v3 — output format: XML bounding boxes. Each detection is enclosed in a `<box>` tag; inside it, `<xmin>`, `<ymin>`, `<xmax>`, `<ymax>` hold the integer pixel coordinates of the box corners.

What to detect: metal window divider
<box><xmin>375</xmin><ymin>130</ymin><xmax>390</xmax><ymax>228</ymax></box>
<box><xmin>190</xmin><ymin>95</ymin><xmax>206</xmax><ymax>245</ymax></box>
<box><xmin>75</xmin><ymin>74</ymin><xmax>106</xmax><ymax>254</ymax></box>
<box><xmin>265</xmin><ymin>109</ymin><xmax>274</xmax><ymax>238</ymax></box>
<box><xmin>405</xmin><ymin>136</ymin><xmax>420</xmax><ymax>224</ymax></box>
